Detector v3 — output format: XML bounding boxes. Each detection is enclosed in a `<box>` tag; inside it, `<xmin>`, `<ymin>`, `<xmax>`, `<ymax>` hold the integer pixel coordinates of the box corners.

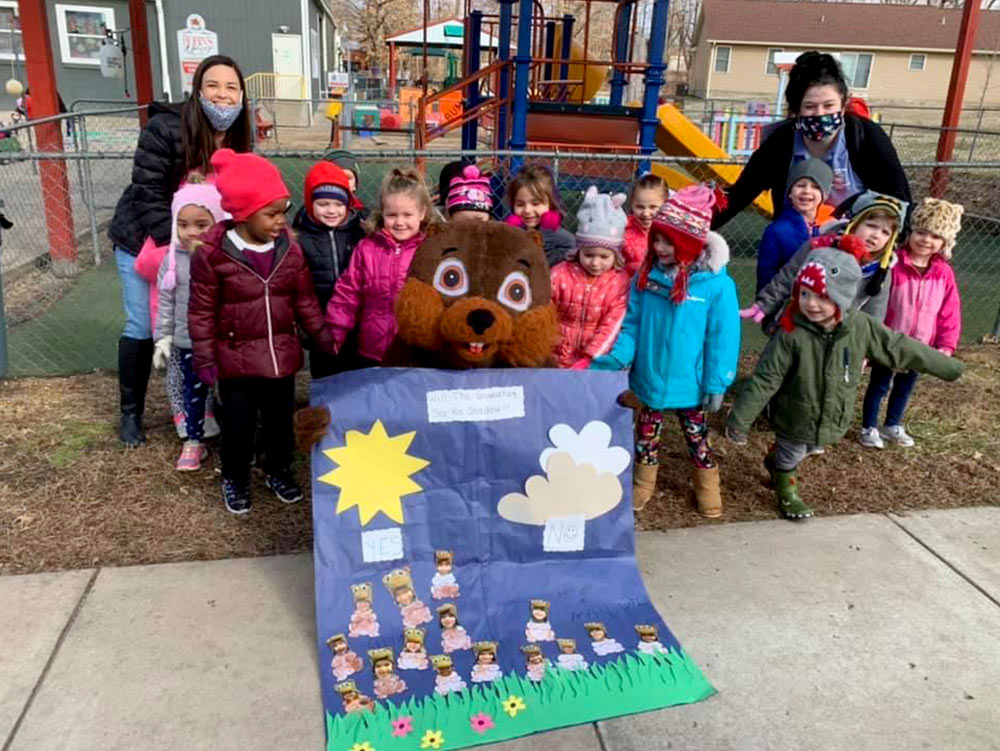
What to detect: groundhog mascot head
<box><xmin>383</xmin><ymin>221</ymin><xmax>559</xmax><ymax>369</ymax></box>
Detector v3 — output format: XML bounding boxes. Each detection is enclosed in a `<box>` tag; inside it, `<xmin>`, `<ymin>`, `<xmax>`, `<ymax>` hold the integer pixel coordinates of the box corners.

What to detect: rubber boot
<box><xmin>773</xmin><ymin>469</ymin><xmax>813</xmax><ymax>520</ymax></box>
<box><xmin>118</xmin><ymin>337</ymin><xmax>153</xmax><ymax>448</ymax></box>
<box><xmin>691</xmin><ymin>466</ymin><xmax>723</xmax><ymax>519</ymax></box>
<box><xmin>632</xmin><ymin>463</ymin><xmax>659</xmax><ymax>511</ymax></box>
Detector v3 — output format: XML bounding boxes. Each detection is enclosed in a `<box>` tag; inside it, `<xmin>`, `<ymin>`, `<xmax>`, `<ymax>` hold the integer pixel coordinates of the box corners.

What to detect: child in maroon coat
<box><xmin>189</xmin><ymin>149</ymin><xmax>336</xmax><ymax>515</ymax></box>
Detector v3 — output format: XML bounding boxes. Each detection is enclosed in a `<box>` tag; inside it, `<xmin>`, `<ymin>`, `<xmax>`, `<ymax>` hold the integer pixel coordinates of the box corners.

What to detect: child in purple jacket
<box><xmin>860</xmin><ymin>197</ymin><xmax>964</xmax><ymax>449</ymax></box>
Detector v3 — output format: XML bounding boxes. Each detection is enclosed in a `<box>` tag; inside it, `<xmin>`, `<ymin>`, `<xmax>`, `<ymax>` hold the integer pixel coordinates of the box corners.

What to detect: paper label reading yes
<box><xmin>361</xmin><ymin>527</ymin><xmax>404</xmax><ymax>563</ymax></box>
<box><xmin>426</xmin><ymin>386</ymin><xmax>525</xmax><ymax>423</ymax></box>
<box><xmin>543</xmin><ymin>515</ymin><xmax>586</xmax><ymax>552</ymax></box>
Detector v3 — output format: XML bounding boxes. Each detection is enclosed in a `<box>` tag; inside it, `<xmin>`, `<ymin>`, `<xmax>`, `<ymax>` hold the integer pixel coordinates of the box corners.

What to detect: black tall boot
<box><xmin>119</xmin><ymin>336</ymin><xmax>153</xmax><ymax>447</ymax></box>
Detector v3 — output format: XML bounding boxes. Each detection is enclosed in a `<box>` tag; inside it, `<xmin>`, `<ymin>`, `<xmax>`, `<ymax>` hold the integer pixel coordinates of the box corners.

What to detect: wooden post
<box><xmin>129</xmin><ymin>0</ymin><xmax>155</xmax><ymax>125</ymax></box>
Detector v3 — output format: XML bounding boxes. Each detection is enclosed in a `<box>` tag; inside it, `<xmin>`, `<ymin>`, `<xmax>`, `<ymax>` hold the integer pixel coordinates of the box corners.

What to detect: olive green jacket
<box><xmin>728</xmin><ymin>311</ymin><xmax>964</xmax><ymax>446</ymax></box>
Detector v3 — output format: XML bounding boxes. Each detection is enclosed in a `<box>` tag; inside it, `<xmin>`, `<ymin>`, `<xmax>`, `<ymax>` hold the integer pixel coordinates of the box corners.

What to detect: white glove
<box><xmin>152</xmin><ymin>336</ymin><xmax>172</xmax><ymax>370</ymax></box>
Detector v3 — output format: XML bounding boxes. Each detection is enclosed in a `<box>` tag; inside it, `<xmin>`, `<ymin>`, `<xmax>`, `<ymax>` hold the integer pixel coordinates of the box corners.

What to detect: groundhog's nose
<box><xmin>466</xmin><ymin>309</ymin><xmax>495</xmax><ymax>335</ymax></box>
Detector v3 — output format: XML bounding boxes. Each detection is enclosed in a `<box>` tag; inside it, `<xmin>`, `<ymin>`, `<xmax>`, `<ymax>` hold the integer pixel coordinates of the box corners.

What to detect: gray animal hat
<box><xmin>786</xmin><ymin>158</ymin><xmax>834</xmax><ymax>200</ymax></box>
<box><xmin>574</xmin><ymin>186</ymin><xmax>627</xmax><ymax>263</ymax></box>
<box><xmin>785</xmin><ymin>247</ymin><xmax>862</xmax><ymax>329</ymax></box>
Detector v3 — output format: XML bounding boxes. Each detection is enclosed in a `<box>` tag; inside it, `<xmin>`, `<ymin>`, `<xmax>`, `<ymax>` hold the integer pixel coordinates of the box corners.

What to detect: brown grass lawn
<box><xmin>1</xmin><ymin>348</ymin><xmax>998</xmax><ymax>575</ymax></box>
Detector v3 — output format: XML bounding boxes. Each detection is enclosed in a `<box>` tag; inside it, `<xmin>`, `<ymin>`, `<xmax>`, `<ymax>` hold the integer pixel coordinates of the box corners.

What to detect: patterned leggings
<box><xmin>635</xmin><ymin>406</ymin><xmax>717</xmax><ymax>469</ymax></box>
<box><xmin>166</xmin><ymin>347</ymin><xmax>214</xmax><ymax>420</ymax></box>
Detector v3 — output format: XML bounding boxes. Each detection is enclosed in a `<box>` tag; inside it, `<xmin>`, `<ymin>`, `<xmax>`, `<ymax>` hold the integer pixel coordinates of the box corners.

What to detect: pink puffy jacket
<box><xmin>551</xmin><ymin>261</ymin><xmax>631</xmax><ymax>368</ymax></box>
<box><xmin>622</xmin><ymin>215</ymin><xmax>648</xmax><ymax>278</ymax></box>
<box><xmin>133</xmin><ymin>237</ymin><xmax>169</xmax><ymax>332</ymax></box>
<box><xmin>325</xmin><ymin>228</ymin><xmax>426</xmax><ymax>362</ymax></box>
<box><xmin>883</xmin><ymin>246</ymin><xmax>962</xmax><ymax>354</ymax></box>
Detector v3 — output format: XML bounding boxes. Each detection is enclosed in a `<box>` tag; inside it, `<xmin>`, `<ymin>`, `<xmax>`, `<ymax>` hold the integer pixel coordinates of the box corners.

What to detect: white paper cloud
<box><xmin>498</xmin><ymin>452</ymin><xmax>623</xmax><ymax>525</ymax></box>
<box><xmin>539</xmin><ymin>421</ymin><xmax>630</xmax><ymax>477</ymax></box>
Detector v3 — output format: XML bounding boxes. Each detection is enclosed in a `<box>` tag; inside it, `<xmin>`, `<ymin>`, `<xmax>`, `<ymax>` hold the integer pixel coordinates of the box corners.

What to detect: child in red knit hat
<box><xmin>188</xmin><ymin>148</ymin><xmax>337</xmax><ymax>515</ymax></box>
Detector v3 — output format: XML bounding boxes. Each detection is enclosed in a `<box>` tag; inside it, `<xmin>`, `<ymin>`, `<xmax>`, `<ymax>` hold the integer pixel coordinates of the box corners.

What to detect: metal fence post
<box><xmin>0</xmin><ymin>199</ymin><xmax>7</xmax><ymax>378</ymax></box>
<box><xmin>79</xmin><ymin>114</ymin><xmax>101</xmax><ymax>265</ymax></box>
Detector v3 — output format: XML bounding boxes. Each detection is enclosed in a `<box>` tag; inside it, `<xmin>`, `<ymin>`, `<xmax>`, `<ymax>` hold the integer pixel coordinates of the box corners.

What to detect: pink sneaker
<box><xmin>176</xmin><ymin>441</ymin><xmax>208</xmax><ymax>471</ymax></box>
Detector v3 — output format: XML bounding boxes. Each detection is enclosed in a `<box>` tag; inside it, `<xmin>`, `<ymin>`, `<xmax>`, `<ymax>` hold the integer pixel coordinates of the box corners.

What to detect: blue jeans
<box><xmin>114</xmin><ymin>246</ymin><xmax>151</xmax><ymax>340</ymax></box>
<box><xmin>177</xmin><ymin>348</ymin><xmax>208</xmax><ymax>441</ymax></box>
<box><xmin>862</xmin><ymin>364</ymin><xmax>919</xmax><ymax>429</ymax></box>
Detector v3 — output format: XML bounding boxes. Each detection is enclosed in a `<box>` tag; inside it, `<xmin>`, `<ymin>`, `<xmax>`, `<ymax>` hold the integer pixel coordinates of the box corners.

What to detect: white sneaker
<box><xmin>859</xmin><ymin>427</ymin><xmax>884</xmax><ymax>449</ymax></box>
<box><xmin>880</xmin><ymin>425</ymin><xmax>915</xmax><ymax>448</ymax></box>
<box><xmin>203</xmin><ymin>411</ymin><xmax>221</xmax><ymax>439</ymax></box>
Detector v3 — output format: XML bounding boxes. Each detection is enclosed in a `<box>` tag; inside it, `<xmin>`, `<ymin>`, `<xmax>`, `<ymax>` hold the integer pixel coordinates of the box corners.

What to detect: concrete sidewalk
<box><xmin>3</xmin><ymin>508</ymin><xmax>1000</xmax><ymax>751</ymax></box>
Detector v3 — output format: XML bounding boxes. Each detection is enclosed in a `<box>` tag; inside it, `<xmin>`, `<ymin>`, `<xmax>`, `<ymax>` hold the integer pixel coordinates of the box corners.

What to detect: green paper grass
<box><xmin>326</xmin><ymin>649</ymin><xmax>715</xmax><ymax>750</ymax></box>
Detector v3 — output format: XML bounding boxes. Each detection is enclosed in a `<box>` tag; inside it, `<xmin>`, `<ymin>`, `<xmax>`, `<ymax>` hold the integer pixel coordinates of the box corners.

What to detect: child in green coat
<box><xmin>726</xmin><ymin>247</ymin><xmax>964</xmax><ymax>520</ymax></box>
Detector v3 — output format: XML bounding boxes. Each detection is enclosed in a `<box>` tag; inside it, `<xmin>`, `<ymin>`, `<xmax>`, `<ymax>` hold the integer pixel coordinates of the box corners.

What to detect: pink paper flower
<box><xmin>469</xmin><ymin>712</ymin><xmax>495</xmax><ymax>735</ymax></box>
<box><xmin>390</xmin><ymin>716</ymin><xmax>414</xmax><ymax>738</ymax></box>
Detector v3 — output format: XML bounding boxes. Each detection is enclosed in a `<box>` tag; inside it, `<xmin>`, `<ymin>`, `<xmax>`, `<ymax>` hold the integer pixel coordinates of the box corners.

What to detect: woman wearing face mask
<box><xmin>109</xmin><ymin>55</ymin><xmax>251</xmax><ymax>447</ymax></box>
<box><xmin>713</xmin><ymin>51</ymin><xmax>910</xmax><ymax>229</ymax></box>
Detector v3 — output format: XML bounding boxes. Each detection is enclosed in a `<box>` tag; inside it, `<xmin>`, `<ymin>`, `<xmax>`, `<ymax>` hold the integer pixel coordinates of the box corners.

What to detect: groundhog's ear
<box><xmin>425</xmin><ymin>222</ymin><xmax>445</xmax><ymax>238</ymax></box>
<box><xmin>525</xmin><ymin>230</ymin><xmax>544</xmax><ymax>249</ymax></box>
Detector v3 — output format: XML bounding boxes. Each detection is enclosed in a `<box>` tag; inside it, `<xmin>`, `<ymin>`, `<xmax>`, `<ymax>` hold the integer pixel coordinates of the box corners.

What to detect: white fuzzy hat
<box><xmin>575</xmin><ymin>186</ymin><xmax>627</xmax><ymax>262</ymax></box>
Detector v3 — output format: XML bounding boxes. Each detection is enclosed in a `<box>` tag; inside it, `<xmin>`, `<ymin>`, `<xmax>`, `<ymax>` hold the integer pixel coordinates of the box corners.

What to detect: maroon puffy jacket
<box><xmin>188</xmin><ymin>222</ymin><xmax>334</xmax><ymax>380</ymax></box>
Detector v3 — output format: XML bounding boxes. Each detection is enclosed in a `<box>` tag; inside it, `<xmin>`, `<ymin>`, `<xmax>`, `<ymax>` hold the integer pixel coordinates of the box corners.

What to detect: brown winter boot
<box><xmin>632</xmin><ymin>463</ymin><xmax>659</xmax><ymax>511</ymax></box>
<box><xmin>691</xmin><ymin>466</ymin><xmax>723</xmax><ymax>519</ymax></box>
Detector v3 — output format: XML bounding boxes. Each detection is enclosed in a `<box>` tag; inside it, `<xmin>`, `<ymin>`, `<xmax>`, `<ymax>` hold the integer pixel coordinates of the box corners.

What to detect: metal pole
<box><xmin>509</xmin><ymin>0</ymin><xmax>535</xmax><ymax>168</ymax></box>
<box><xmin>0</xmin><ymin>200</ymin><xmax>7</xmax><ymax>378</ymax></box>
<box><xmin>930</xmin><ymin>0</ymin><xmax>981</xmax><ymax>197</ymax></box>
<box><xmin>128</xmin><ymin>0</ymin><xmax>155</xmax><ymax>126</ymax></box>
<box><xmin>496</xmin><ymin>0</ymin><xmax>514</xmax><ymax>150</ymax></box>
<box><xmin>610</xmin><ymin>3</ymin><xmax>632</xmax><ymax>107</ymax></box>
<box><xmin>80</xmin><ymin>114</ymin><xmax>101</xmax><ymax>265</ymax></box>
<box><xmin>638</xmin><ymin>0</ymin><xmax>669</xmax><ymax>156</ymax></box>
<box><xmin>462</xmin><ymin>11</ymin><xmax>483</xmax><ymax>151</ymax></box>
<box><xmin>558</xmin><ymin>15</ymin><xmax>573</xmax><ymax>103</ymax></box>
<box><xmin>543</xmin><ymin>21</ymin><xmax>555</xmax><ymax>83</ymax></box>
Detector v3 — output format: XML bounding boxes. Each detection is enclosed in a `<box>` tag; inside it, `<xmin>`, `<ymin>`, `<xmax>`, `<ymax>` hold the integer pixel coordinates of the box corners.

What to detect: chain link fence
<box><xmin>1</xmin><ymin>108</ymin><xmax>999</xmax><ymax>377</ymax></box>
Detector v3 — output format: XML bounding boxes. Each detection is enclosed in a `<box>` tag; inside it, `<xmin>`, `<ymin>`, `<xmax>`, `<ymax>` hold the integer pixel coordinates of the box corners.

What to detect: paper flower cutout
<box><xmin>469</xmin><ymin>712</ymin><xmax>495</xmax><ymax>735</ymax></box>
<box><xmin>540</xmin><ymin>421</ymin><xmax>630</xmax><ymax>476</ymax></box>
<box><xmin>420</xmin><ymin>729</ymin><xmax>445</xmax><ymax>749</ymax></box>
<box><xmin>502</xmin><ymin>695</ymin><xmax>526</xmax><ymax>718</ymax></box>
<box><xmin>498</xmin><ymin>452</ymin><xmax>623</xmax><ymax>525</ymax></box>
<box><xmin>390</xmin><ymin>716</ymin><xmax>413</xmax><ymax>738</ymax></box>
<box><xmin>349</xmin><ymin>744</ymin><xmax>374</xmax><ymax>751</ymax></box>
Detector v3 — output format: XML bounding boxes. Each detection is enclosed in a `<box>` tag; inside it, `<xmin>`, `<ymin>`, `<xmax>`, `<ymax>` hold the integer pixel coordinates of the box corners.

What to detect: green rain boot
<box><xmin>773</xmin><ymin>469</ymin><xmax>813</xmax><ymax>520</ymax></box>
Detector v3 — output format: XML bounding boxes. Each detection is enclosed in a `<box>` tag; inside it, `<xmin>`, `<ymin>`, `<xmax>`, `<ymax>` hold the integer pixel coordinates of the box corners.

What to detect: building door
<box><xmin>271</xmin><ymin>33</ymin><xmax>304</xmax><ymax>98</ymax></box>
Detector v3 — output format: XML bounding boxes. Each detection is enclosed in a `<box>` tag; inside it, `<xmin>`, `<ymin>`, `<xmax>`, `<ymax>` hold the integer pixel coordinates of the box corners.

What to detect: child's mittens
<box><xmin>569</xmin><ymin>357</ymin><xmax>591</xmax><ymax>370</ymax></box>
<box><xmin>702</xmin><ymin>393</ymin><xmax>724</xmax><ymax>413</ymax></box>
<box><xmin>152</xmin><ymin>336</ymin><xmax>172</xmax><ymax>370</ymax></box>
<box><xmin>294</xmin><ymin>405</ymin><xmax>332</xmax><ymax>452</ymax></box>
<box><xmin>196</xmin><ymin>365</ymin><xmax>217</xmax><ymax>387</ymax></box>
<box><xmin>503</xmin><ymin>214</ymin><xmax>526</xmax><ymax>229</ymax></box>
<box><xmin>538</xmin><ymin>210</ymin><xmax>562</xmax><ymax>231</ymax></box>
<box><xmin>590</xmin><ymin>353</ymin><xmax>627</xmax><ymax>371</ymax></box>
<box><xmin>739</xmin><ymin>303</ymin><xmax>765</xmax><ymax>323</ymax></box>
<box><xmin>724</xmin><ymin>424</ymin><xmax>748</xmax><ymax>445</ymax></box>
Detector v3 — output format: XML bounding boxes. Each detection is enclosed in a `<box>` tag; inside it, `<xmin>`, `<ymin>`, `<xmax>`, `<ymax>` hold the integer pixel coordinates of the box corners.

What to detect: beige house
<box><xmin>688</xmin><ymin>0</ymin><xmax>1000</xmax><ymax>107</ymax></box>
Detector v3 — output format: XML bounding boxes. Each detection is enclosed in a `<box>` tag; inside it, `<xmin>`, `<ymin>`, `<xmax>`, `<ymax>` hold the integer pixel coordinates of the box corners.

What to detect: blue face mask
<box><xmin>199</xmin><ymin>97</ymin><xmax>243</xmax><ymax>131</ymax></box>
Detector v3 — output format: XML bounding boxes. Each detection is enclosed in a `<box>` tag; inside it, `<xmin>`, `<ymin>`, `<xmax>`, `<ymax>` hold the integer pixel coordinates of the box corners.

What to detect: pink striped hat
<box><xmin>446</xmin><ymin>165</ymin><xmax>492</xmax><ymax>216</ymax></box>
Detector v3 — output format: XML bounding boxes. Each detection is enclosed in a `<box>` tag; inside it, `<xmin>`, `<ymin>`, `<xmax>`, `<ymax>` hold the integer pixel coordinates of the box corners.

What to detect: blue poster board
<box><xmin>311</xmin><ymin>368</ymin><xmax>714</xmax><ymax>750</ymax></box>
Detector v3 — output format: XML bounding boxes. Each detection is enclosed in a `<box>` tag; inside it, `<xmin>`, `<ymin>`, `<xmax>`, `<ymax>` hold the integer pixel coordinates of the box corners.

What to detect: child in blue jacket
<box><xmin>592</xmin><ymin>185</ymin><xmax>740</xmax><ymax>518</ymax></box>
<box><xmin>756</xmin><ymin>158</ymin><xmax>834</xmax><ymax>292</ymax></box>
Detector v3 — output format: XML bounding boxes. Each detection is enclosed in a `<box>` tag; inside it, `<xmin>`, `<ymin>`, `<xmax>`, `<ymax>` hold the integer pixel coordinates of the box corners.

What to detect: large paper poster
<box><xmin>311</xmin><ymin>369</ymin><xmax>714</xmax><ymax>751</ymax></box>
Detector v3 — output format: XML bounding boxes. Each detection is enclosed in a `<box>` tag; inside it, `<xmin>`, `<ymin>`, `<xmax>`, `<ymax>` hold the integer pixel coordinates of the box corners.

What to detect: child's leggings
<box><xmin>773</xmin><ymin>435</ymin><xmax>822</xmax><ymax>472</ymax></box>
<box><xmin>635</xmin><ymin>406</ymin><xmax>716</xmax><ymax>469</ymax></box>
<box><xmin>167</xmin><ymin>347</ymin><xmax>215</xmax><ymax>422</ymax></box>
<box><xmin>861</xmin><ymin>365</ymin><xmax>919</xmax><ymax>429</ymax></box>
<box><xmin>176</xmin><ymin>348</ymin><xmax>208</xmax><ymax>442</ymax></box>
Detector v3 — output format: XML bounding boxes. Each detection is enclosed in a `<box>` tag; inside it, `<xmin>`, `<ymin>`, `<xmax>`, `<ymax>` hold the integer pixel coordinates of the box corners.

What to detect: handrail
<box><xmin>1</xmin><ymin>105</ymin><xmax>147</xmax><ymax>134</ymax></box>
<box><xmin>416</xmin><ymin>59</ymin><xmax>512</xmax><ymax>149</ymax></box>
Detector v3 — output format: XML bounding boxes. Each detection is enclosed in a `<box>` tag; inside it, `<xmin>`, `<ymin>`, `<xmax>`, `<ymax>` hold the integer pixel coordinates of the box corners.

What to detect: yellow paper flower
<box><xmin>502</xmin><ymin>695</ymin><xmax>526</xmax><ymax>718</ymax></box>
<box><xmin>348</xmin><ymin>743</ymin><xmax>374</xmax><ymax>751</ymax></box>
<box><xmin>420</xmin><ymin>729</ymin><xmax>445</xmax><ymax>749</ymax></box>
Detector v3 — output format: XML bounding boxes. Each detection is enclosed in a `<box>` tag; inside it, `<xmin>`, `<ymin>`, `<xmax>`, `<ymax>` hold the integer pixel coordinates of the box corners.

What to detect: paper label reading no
<box><xmin>361</xmin><ymin>527</ymin><xmax>404</xmax><ymax>563</ymax></box>
<box><xmin>426</xmin><ymin>386</ymin><xmax>525</xmax><ymax>423</ymax></box>
<box><xmin>543</xmin><ymin>515</ymin><xmax>586</xmax><ymax>552</ymax></box>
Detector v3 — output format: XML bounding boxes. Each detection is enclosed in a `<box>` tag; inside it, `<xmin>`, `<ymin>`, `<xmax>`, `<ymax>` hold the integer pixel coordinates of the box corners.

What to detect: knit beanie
<box><xmin>841</xmin><ymin>189</ymin><xmax>909</xmax><ymax>296</ymax></box>
<box><xmin>911</xmin><ymin>197</ymin><xmax>964</xmax><ymax>260</ymax></box>
<box><xmin>324</xmin><ymin>149</ymin><xmax>363</xmax><ymax>208</ymax></box>
<box><xmin>640</xmin><ymin>183</ymin><xmax>715</xmax><ymax>303</ymax></box>
<box><xmin>304</xmin><ymin>160</ymin><xmax>353</xmax><ymax>221</ymax></box>
<box><xmin>210</xmin><ymin>148</ymin><xmax>290</xmax><ymax>223</ymax></box>
<box><xmin>446</xmin><ymin>165</ymin><xmax>493</xmax><ymax>216</ymax></box>
<box><xmin>574</xmin><ymin>186</ymin><xmax>627</xmax><ymax>262</ymax></box>
<box><xmin>786</xmin><ymin>158</ymin><xmax>833</xmax><ymax>200</ymax></box>
<box><xmin>162</xmin><ymin>179</ymin><xmax>227</xmax><ymax>291</ymax></box>
<box><xmin>780</xmin><ymin>247</ymin><xmax>862</xmax><ymax>332</ymax></box>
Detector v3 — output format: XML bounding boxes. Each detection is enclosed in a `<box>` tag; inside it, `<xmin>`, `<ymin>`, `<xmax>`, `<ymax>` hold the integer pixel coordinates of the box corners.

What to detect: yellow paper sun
<box><xmin>319</xmin><ymin>420</ymin><xmax>430</xmax><ymax>526</ymax></box>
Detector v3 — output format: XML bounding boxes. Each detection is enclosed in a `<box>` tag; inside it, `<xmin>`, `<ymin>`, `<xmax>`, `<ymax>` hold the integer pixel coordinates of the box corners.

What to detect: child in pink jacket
<box><xmin>860</xmin><ymin>197</ymin><xmax>963</xmax><ymax>449</ymax></box>
<box><xmin>551</xmin><ymin>186</ymin><xmax>631</xmax><ymax>369</ymax></box>
<box><xmin>622</xmin><ymin>174</ymin><xmax>668</xmax><ymax>277</ymax></box>
<box><xmin>325</xmin><ymin>168</ymin><xmax>432</xmax><ymax>364</ymax></box>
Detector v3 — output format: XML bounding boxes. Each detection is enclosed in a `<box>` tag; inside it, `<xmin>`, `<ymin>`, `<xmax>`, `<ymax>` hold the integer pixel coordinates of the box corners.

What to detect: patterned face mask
<box><xmin>797</xmin><ymin>112</ymin><xmax>843</xmax><ymax>141</ymax></box>
<box><xmin>199</xmin><ymin>97</ymin><xmax>243</xmax><ymax>131</ymax></box>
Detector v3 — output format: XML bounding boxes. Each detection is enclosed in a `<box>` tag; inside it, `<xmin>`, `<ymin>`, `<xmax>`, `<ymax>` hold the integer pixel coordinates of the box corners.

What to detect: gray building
<box><xmin>1</xmin><ymin>0</ymin><xmax>344</xmax><ymax>111</ymax></box>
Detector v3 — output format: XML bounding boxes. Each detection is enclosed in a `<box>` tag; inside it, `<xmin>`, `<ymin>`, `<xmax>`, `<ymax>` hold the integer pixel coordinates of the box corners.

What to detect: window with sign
<box><xmin>55</xmin><ymin>4</ymin><xmax>116</xmax><ymax>65</ymax></box>
<box><xmin>840</xmin><ymin>52</ymin><xmax>873</xmax><ymax>90</ymax></box>
<box><xmin>0</xmin><ymin>1</ymin><xmax>23</xmax><ymax>61</ymax></box>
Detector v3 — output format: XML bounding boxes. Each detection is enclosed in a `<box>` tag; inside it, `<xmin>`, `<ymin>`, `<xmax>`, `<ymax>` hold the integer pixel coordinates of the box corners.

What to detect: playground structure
<box><xmin>408</xmin><ymin>0</ymin><xmax>773</xmax><ymax>213</ymax></box>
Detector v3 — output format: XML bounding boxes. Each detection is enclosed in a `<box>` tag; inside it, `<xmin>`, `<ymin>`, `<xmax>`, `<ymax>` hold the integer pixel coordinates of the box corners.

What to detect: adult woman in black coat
<box><xmin>713</xmin><ymin>51</ymin><xmax>911</xmax><ymax>229</ymax></box>
<box><xmin>109</xmin><ymin>55</ymin><xmax>251</xmax><ymax>447</ymax></box>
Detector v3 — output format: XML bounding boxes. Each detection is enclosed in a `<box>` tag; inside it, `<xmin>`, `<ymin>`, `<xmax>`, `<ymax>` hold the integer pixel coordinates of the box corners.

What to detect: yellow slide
<box><xmin>653</xmin><ymin>103</ymin><xmax>773</xmax><ymax>217</ymax></box>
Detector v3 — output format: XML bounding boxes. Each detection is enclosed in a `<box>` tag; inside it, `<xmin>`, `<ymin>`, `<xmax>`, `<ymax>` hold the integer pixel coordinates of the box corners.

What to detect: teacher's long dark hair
<box><xmin>181</xmin><ymin>55</ymin><xmax>252</xmax><ymax>175</ymax></box>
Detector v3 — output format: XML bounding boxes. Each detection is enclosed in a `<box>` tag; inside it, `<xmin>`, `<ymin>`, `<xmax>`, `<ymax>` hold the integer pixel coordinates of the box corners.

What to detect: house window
<box><xmin>909</xmin><ymin>53</ymin><xmax>926</xmax><ymax>71</ymax></box>
<box><xmin>714</xmin><ymin>46</ymin><xmax>731</xmax><ymax>74</ymax></box>
<box><xmin>840</xmin><ymin>52</ymin><xmax>873</xmax><ymax>89</ymax></box>
<box><xmin>55</xmin><ymin>4</ymin><xmax>116</xmax><ymax>66</ymax></box>
<box><xmin>0</xmin><ymin>2</ymin><xmax>23</xmax><ymax>61</ymax></box>
<box><xmin>765</xmin><ymin>48</ymin><xmax>783</xmax><ymax>75</ymax></box>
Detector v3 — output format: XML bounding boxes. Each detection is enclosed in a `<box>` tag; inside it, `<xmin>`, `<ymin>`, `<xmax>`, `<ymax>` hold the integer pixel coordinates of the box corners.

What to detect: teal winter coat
<box><xmin>592</xmin><ymin>232</ymin><xmax>741</xmax><ymax>410</ymax></box>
